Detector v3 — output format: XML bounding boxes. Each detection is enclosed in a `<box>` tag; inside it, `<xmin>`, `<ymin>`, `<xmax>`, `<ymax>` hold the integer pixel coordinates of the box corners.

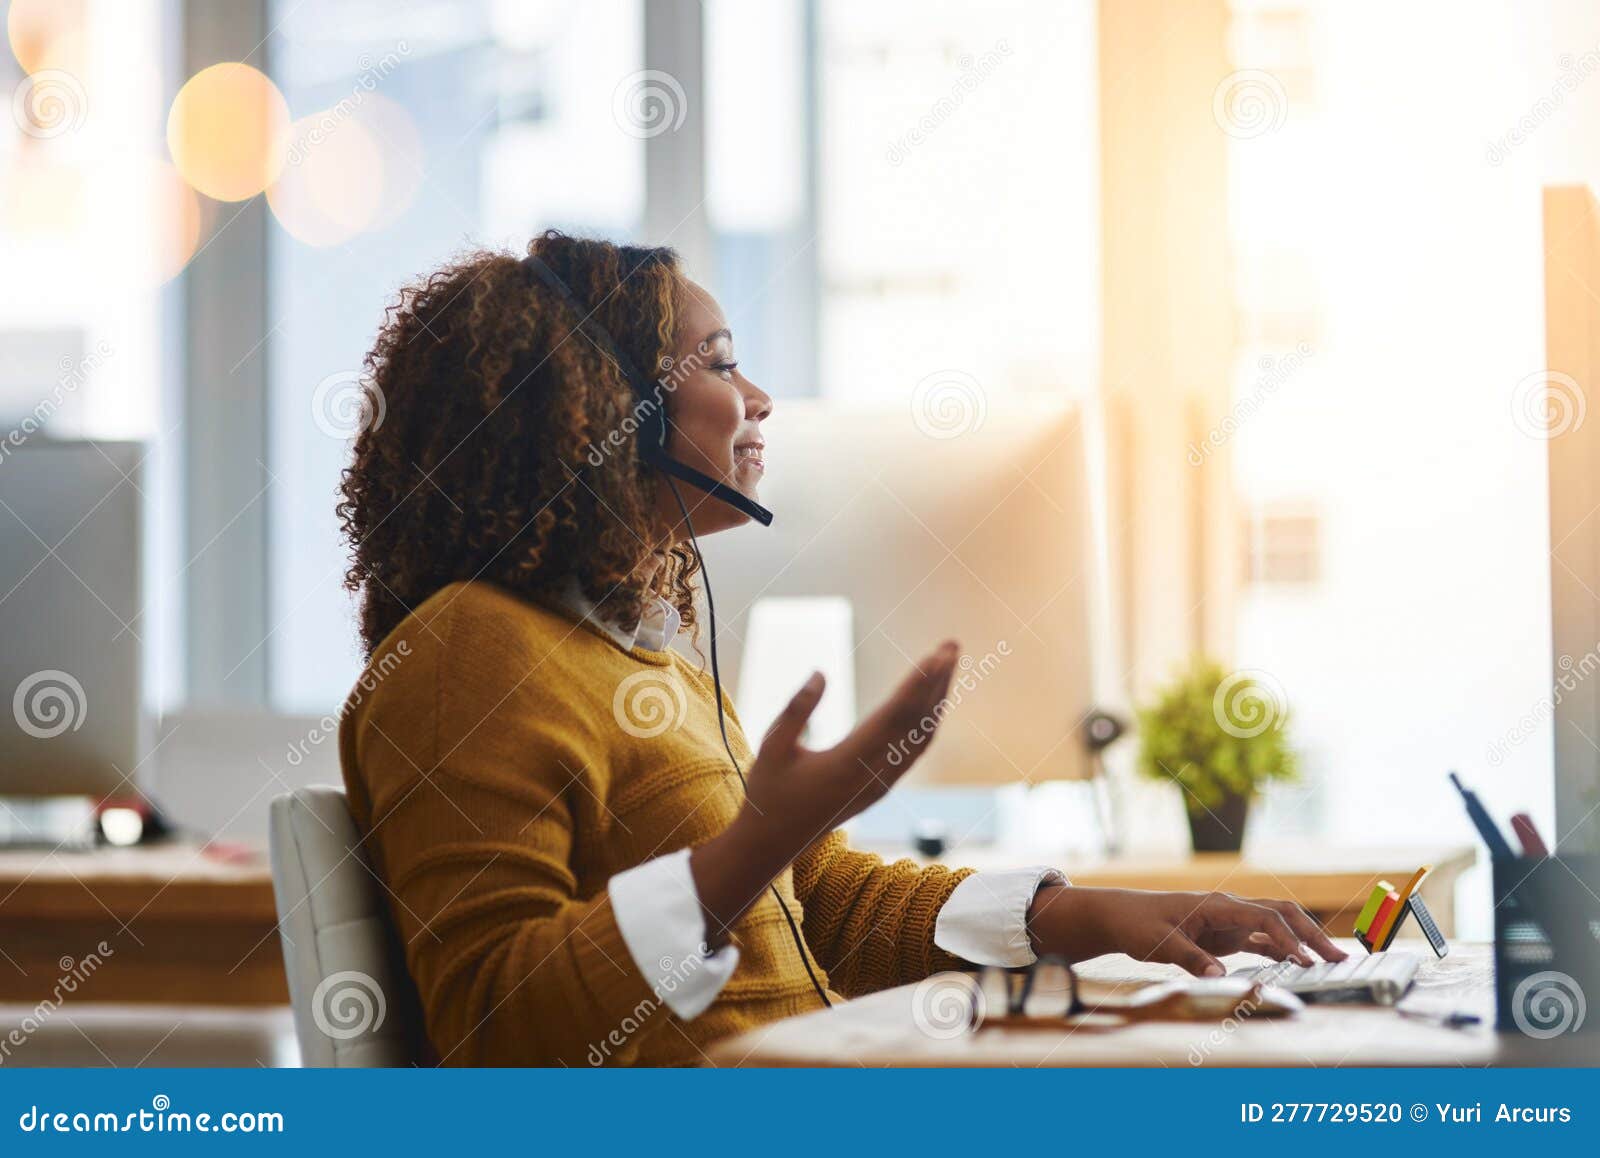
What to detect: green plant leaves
<box><xmin>1134</xmin><ymin>659</ymin><xmax>1299</xmax><ymax>813</ymax></box>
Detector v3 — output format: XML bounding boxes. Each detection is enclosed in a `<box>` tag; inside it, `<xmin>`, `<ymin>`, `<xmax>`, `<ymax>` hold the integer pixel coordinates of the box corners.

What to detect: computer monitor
<box><xmin>0</xmin><ymin>440</ymin><xmax>143</xmax><ymax>799</ymax></box>
<box><xmin>698</xmin><ymin>401</ymin><xmax>1095</xmax><ymax>785</ymax></box>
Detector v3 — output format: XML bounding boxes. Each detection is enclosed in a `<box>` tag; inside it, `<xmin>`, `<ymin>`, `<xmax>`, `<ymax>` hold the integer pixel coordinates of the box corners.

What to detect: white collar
<box><xmin>556</xmin><ymin>576</ymin><xmax>681</xmax><ymax>653</ymax></box>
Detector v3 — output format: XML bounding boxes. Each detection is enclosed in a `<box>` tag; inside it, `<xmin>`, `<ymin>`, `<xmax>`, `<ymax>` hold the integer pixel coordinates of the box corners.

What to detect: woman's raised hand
<box><xmin>739</xmin><ymin>642</ymin><xmax>961</xmax><ymax>849</ymax></box>
<box><xmin>689</xmin><ymin>642</ymin><xmax>960</xmax><ymax>944</ymax></box>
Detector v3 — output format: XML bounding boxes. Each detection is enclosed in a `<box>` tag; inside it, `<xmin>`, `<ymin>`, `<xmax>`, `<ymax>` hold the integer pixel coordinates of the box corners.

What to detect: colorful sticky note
<box><xmin>1354</xmin><ymin>883</ymin><xmax>1391</xmax><ymax>935</ymax></box>
<box><xmin>1366</xmin><ymin>892</ymin><xmax>1402</xmax><ymax>951</ymax></box>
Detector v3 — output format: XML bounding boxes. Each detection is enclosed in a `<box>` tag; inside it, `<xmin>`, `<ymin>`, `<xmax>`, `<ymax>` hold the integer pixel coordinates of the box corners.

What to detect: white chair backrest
<box><xmin>268</xmin><ymin>787</ymin><xmax>421</xmax><ymax>1067</ymax></box>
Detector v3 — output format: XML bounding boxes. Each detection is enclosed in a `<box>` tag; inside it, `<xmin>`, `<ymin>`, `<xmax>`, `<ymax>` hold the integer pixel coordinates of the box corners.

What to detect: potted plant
<box><xmin>1134</xmin><ymin>659</ymin><xmax>1298</xmax><ymax>853</ymax></box>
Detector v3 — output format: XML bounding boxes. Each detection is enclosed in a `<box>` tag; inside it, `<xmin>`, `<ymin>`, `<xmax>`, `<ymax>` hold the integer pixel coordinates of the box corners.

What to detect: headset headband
<box><xmin>521</xmin><ymin>253</ymin><xmax>774</xmax><ymax>527</ymax></box>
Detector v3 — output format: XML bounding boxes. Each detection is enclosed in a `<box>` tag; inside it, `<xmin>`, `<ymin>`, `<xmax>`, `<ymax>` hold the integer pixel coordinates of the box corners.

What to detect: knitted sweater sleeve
<box><xmin>344</xmin><ymin>609</ymin><xmax>666</xmax><ymax>1067</ymax></box>
<box><xmin>790</xmin><ymin>830</ymin><xmax>976</xmax><ymax>997</ymax></box>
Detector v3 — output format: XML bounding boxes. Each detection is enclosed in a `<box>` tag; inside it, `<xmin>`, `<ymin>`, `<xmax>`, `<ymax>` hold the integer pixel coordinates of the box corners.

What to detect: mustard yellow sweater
<box><xmin>339</xmin><ymin>580</ymin><xmax>974</xmax><ymax>1066</ymax></box>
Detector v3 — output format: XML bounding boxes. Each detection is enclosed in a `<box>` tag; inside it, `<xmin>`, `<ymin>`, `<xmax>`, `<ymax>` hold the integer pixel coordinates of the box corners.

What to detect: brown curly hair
<box><xmin>336</xmin><ymin>230</ymin><xmax>701</xmax><ymax>655</ymax></box>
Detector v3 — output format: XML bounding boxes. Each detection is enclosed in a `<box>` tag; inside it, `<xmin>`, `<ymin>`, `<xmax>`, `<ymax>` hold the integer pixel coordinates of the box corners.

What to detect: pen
<box><xmin>1448</xmin><ymin>771</ymin><xmax>1516</xmax><ymax>861</ymax></box>
<box><xmin>1397</xmin><ymin>1007</ymin><xmax>1481</xmax><ymax>1029</ymax></box>
<box><xmin>1510</xmin><ymin>812</ymin><xmax>1549</xmax><ymax>858</ymax></box>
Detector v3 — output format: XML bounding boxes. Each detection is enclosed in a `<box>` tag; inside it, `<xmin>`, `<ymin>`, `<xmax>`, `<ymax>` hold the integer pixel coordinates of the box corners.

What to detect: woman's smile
<box><xmin>733</xmin><ymin>440</ymin><xmax>765</xmax><ymax>476</ymax></box>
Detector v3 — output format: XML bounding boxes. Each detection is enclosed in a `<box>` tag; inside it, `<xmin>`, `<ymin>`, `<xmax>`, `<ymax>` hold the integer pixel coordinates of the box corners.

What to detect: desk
<box><xmin>0</xmin><ymin>843</ymin><xmax>287</xmax><ymax>1006</ymax></box>
<box><xmin>707</xmin><ymin>941</ymin><xmax>1598</xmax><ymax>1067</ymax></box>
<box><xmin>863</xmin><ymin>843</ymin><xmax>1474</xmax><ymax>937</ymax></box>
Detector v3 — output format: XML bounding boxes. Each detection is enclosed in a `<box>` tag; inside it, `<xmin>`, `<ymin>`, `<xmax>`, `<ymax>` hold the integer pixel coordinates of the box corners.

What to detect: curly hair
<box><xmin>336</xmin><ymin>230</ymin><xmax>701</xmax><ymax>655</ymax></box>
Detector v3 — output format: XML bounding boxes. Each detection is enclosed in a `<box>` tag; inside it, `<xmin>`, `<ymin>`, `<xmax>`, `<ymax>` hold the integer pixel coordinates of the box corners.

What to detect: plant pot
<box><xmin>1186</xmin><ymin>791</ymin><xmax>1250</xmax><ymax>853</ymax></box>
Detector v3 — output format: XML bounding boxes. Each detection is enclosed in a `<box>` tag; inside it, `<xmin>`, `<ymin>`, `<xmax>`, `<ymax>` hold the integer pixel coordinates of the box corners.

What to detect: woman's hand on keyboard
<box><xmin>1025</xmin><ymin>886</ymin><xmax>1350</xmax><ymax>977</ymax></box>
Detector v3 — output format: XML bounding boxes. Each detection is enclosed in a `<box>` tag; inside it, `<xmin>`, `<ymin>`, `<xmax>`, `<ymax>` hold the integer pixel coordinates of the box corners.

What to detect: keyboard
<box><xmin>1232</xmin><ymin>950</ymin><xmax>1421</xmax><ymax>1006</ymax></box>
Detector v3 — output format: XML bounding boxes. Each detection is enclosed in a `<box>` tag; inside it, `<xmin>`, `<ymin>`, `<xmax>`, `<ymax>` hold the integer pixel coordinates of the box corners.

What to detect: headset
<box><xmin>523</xmin><ymin>254</ymin><xmax>773</xmax><ymax>528</ymax></box>
<box><xmin>521</xmin><ymin>253</ymin><xmax>831</xmax><ymax>1009</ymax></box>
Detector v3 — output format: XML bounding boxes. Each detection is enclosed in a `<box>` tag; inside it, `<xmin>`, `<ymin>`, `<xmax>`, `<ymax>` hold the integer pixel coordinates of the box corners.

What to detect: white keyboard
<box><xmin>1233</xmin><ymin>950</ymin><xmax>1420</xmax><ymax>1006</ymax></box>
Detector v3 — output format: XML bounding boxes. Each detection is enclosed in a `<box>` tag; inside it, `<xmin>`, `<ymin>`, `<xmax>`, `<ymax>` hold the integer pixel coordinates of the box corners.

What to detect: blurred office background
<box><xmin>3</xmin><ymin>0</ymin><xmax>1600</xmax><ymax>1058</ymax></box>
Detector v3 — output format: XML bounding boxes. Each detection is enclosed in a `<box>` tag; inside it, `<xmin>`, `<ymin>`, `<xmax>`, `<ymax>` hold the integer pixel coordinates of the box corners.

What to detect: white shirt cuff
<box><xmin>608</xmin><ymin>848</ymin><xmax>740</xmax><ymax>1021</ymax></box>
<box><xmin>934</xmin><ymin>866</ymin><xmax>1068</xmax><ymax>967</ymax></box>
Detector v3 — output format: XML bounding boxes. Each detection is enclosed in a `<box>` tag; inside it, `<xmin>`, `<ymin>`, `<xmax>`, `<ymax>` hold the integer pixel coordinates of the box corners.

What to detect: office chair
<box><xmin>268</xmin><ymin>787</ymin><xmax>424</xmax><ymax>1067</ymax></box>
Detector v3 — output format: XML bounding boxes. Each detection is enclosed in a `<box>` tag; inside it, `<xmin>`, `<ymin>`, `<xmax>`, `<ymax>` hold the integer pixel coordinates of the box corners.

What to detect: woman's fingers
<box><xmin>759</xmin><ymin>671</ymin><xmax>825</xmax><ymax>758</ymax></box>
<box><xmin>846</xmin><ymin>641</ymin><xmax>960</xmax><ymax>763</ymax></box>
<box><xmin>1260</xmin><ymin>899</ymin><xmax>1348</xmax><ymax>962</ymax></box>
<box><xmin>1203</xmin><ymin>895</ymin><xmax>1311</xmax><ymax>966</ymax></box>
<box><xmin>1149</xmin><ymin>929</ymin><xmax>1226</xmax><ymax>978</ymax></box>
<box><xmin>870</xmin><ymin>646</ymin><xmax>953</xmax><ymax>764</ymax></box>
<box><xmin>742</xmin><ymin>647</ymin><xmax>965</xmax><ymax>845</ymax></box>
<box><xmin>812</xmin><ymin>642</ymin><xmax>961</xmax><ymax>808</ymax></box>
<box><xmin>912</xmin><ymin>642</ymin><xmax>960</xmax><ymax>718</ymax></box>
<box><xmin>883</xmin><ymin>642</ymin><xmax>959</xmax><ymax>728</ymax></box>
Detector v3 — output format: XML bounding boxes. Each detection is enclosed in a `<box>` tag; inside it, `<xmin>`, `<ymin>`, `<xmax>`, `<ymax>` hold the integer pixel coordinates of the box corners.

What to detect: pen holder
<box><xmin>1492</xmin><ymin>855</ymin><xmax>1600</xmax><ymax>1036</ymax></box>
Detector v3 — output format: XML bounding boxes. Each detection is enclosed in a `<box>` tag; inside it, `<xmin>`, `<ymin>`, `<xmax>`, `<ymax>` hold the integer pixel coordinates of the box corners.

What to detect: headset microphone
<box><xmin>524</xmin><ymin>251</ymin><xmax>829</xmax><ymax>1009</ymax></box>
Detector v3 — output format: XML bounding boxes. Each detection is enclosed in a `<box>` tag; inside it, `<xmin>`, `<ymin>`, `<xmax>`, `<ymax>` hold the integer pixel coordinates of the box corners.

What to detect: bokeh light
<box><xmin>6</xmin><ymin>0</ymin><xmax>88</xmax><ymax>77</ymax></box>
<box><xmin>266</xmin><ymin>112</ymin><xmax>384</xmax><ymax>247</ymax></box>
<box><xmin>166</xmin><ymin>62</ymin><xmax>289</xmax><ymax>202</ymax></box>
<box><xmin>358</xmin><ymin>94</ymin><xmax>424</xmax><ymax>231</ymax></box>
<box><xmin>0</xmin><ymin>158</ymin><xmax>84</xmax><ymax>234</ymax></box>
<box><xmin>130</xmin><ymin>158</ymin><xmax>204</xmax><ymax>286</ymax></box>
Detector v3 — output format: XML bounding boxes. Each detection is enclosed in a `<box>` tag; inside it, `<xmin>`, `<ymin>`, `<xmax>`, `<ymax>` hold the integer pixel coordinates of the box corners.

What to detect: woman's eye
<box><xmin>715</xmin><ymin>361</ymin><xmax>738</xmax><ymax>378</ymax></box>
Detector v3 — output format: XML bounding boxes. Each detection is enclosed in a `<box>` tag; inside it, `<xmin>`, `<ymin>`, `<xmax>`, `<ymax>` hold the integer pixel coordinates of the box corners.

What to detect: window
<box><xmin>815</xmin><ymin>0</ymin><xmax>1099</xmax><ymax>408</ymax></box>
<box><xmin>264</xmin><ymin>0</ymin><xmax>646</xmax><ymax>711</ymax></box>
<box><xmin>1243</xmin><ymin>503</ymin><xmax>1321</xmax><ymax>586</ymax></box>
<box><xmin>1225</xmin><ymin>1</ymin><xmax>1554</xmax><ymax>904</ymax></box>
<box><xmin>704</xmin><ymin>0</ymin><xmax>816</xmax><ymax>398</ymax></box>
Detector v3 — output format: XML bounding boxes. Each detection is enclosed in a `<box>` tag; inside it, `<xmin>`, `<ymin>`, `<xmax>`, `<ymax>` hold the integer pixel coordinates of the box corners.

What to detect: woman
<box><xmin>336</xmin><ymin>231</ymin><xmax>1343</xmax><ymax>1067</ymax></box>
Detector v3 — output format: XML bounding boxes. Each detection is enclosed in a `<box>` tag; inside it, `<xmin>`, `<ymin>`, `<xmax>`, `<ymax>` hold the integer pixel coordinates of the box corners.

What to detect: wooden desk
<box><xmin>0</xmin><ymin>843</ymin><xmax>287</xmax><ymax>1006</ymax></box>
<box><xmin>863</xmin><ymin>843</ymin><xmax>1475</xmax><ymax>937</ymax></box>
<box><xmin>708</xmin><ymin>941</ymin><xmax>1599</xmax><ymax>1067</ymax></box>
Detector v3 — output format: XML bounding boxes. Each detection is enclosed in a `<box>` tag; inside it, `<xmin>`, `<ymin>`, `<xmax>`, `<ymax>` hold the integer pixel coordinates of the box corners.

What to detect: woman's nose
<box><xmin>743</xmin><ymin>378</ymin><xmax>773</xmax><ymax>422</ymax></box>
